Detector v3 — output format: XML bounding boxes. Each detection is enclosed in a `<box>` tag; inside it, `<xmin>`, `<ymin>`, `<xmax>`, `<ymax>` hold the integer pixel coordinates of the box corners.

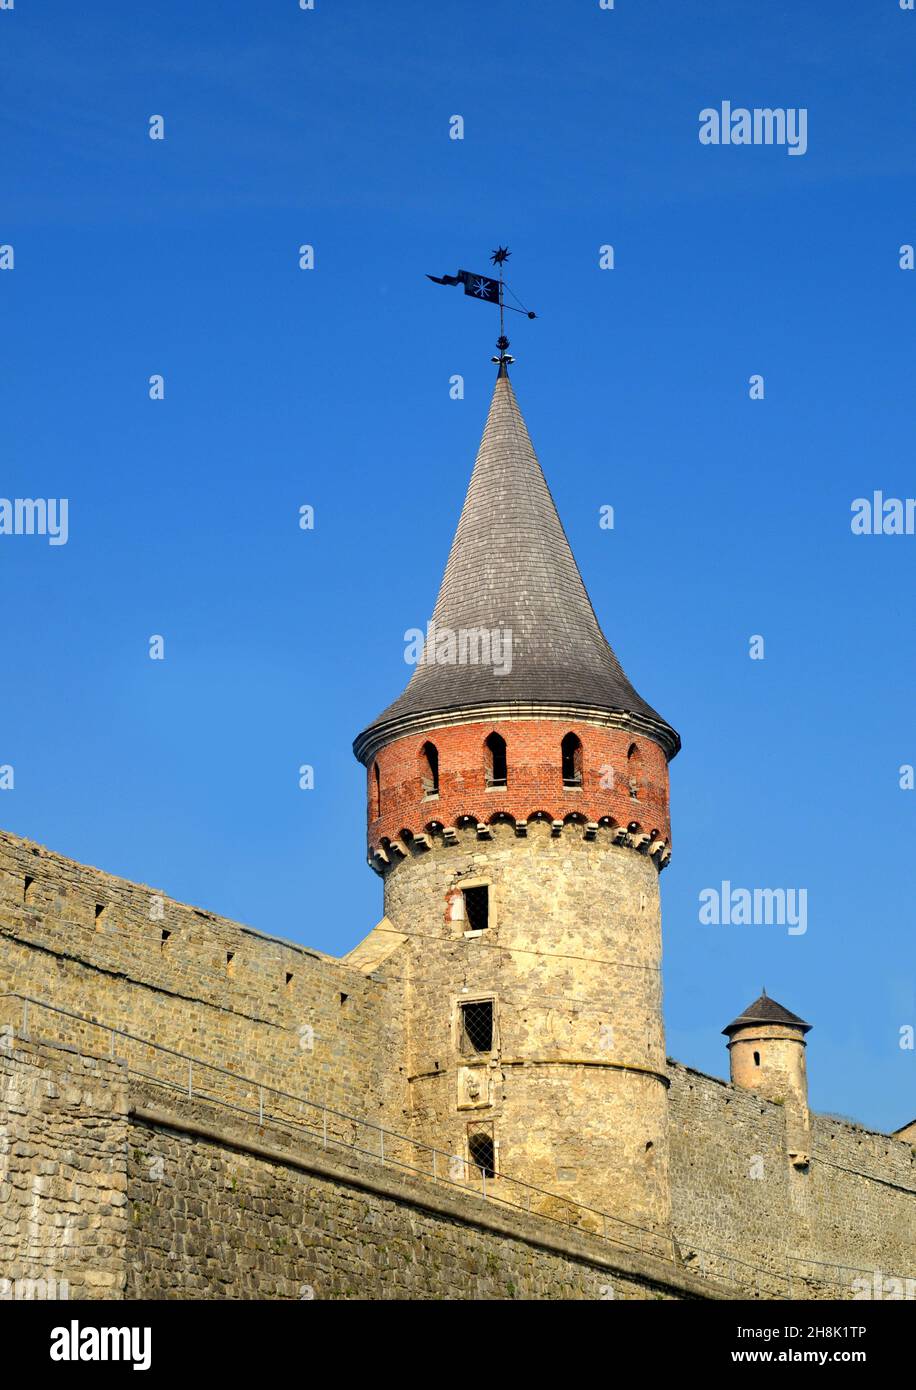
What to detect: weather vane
<box><xmin>426</xmin><ymin>246</ymin><xmax>537</xmax><ymax>369</ymax></box>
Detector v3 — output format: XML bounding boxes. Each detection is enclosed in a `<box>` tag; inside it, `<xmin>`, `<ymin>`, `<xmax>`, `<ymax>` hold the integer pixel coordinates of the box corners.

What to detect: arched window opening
<box><xmin>420</xmin><ymin>741</ymin><xmax>439</xmax><ymax>796</ymax></box>
<box><xmin>373</xmin><ymin>762</ymin><xmax>381</xmax><ymax>818</ymax></box>
<box><xmin>484</xmin><ymin>732</ymin><xmax>507</xmax><ymax>788</ymax></box>
<box><xmin>627</xmin><ymin>742</ymin><xmax>642</xmax><ymax>800</ymax></box>
<box><xmin>561</xmin><ymin>733</ymin><xmax>582</xmax><ymax>788</ymax></box>
<box><xmin>753</xmin><ymin>1051</ymin><xmax>761</xmax><ymax>1067</ymax></box>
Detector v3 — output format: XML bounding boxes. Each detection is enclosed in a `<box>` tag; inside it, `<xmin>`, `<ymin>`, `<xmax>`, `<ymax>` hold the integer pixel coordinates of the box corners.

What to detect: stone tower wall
<box><xmin>381</xmin><ymin>819</ymin><xmax>671</xmax><ymax>1234</ymax></box>
<box><xmin>728</xmin><ymin>1022</ymin><xmax>809</xmax><ymax>1109</ymax></box>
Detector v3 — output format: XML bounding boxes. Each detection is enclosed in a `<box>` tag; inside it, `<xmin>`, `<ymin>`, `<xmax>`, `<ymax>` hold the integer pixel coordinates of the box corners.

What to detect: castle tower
<box><xmin>353</xmin><ymin>366</ymin><xmax>680</xmax><ymax>1234</ymax></box>
<box><xmin>723</xmin><ymin>991</ymin><xmax>811</xmax><ymax>1110</ymax></box>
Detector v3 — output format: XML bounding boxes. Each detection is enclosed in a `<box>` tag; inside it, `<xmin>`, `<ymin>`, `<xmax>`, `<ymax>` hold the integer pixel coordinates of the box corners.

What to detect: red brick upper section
<box><xmin>366</xmin><ymin>719</ymin><xmax>671</xmax><ymax>857</ymax></box>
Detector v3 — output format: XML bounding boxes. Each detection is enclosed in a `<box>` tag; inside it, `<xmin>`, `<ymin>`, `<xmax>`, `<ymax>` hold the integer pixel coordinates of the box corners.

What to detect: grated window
<box><xmin>460</xmin><ymin>999</ymin><xmax>494</xmax><ymax>1054</ymax></box>
<box><xmin>468</xmin><ymin>1130</ymin><xmax>496</xmax><ymax>1180</ymax></box>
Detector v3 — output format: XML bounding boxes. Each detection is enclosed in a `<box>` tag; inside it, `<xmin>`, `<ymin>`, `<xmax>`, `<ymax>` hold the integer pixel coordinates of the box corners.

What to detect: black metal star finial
<box><xmin>490</xmin><ymin>246</ymin><xmax>511</xmax><ymax>267</ymax></box>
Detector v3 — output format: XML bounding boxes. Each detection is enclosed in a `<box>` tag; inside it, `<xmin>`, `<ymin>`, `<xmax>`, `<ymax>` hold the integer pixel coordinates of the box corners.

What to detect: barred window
<box><xmin>459</xmin><ymin>999</ymin><xmax>494</xmax><ymax>1054</ymax></box>
<box><xmin>468</xmin><ymin>1128</ymin><xmax>496</xmax><ymax>1180</ymax></box>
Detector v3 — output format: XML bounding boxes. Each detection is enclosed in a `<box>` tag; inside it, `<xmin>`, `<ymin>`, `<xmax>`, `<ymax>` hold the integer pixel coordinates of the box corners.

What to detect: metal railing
<box><xmin>0</xmin><ymin>992</ymin><xmax>674</xmax><ymax>1265</ymax></box>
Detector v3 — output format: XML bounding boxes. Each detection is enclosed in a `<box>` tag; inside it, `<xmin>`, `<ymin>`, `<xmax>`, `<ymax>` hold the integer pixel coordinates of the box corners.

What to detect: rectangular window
<box><xmin>459</xmin><ymin>999</ymin><xmax>494</xmax><ymax>1055</ymax></box>
<box><xmin>462</xmin><ymin>885</ymin><xmax>489</xmax><ymax>931</ymax></box>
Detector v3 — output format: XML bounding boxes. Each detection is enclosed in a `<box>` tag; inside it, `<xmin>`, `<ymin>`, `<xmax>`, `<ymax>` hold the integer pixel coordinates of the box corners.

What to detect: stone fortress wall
<box><xmin>668</xmin><ymin>1063</ymin><xmax>915</xmax><ymax>1297</ymax></box>
<box><xmin>0</xmin><ymin>827</ymin><xmax>409</xmax><ymax>1141</ymax></box>
<box><xmin>0</xmin><ymin>1035</ymin><xmax>709</xmax><ymax>1302</ymax></box>
<box><xmin>0</xmin><ymin>826</ymin><xmax>913</xmax><ymax>1300</ymax></box>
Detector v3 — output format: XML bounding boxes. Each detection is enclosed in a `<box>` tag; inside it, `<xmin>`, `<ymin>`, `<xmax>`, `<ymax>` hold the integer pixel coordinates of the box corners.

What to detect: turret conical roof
<box><xmin>354</xmin><ymin>370</ymin><xmax>679</xmax><ymax>763</ymax></box>
<box><xmin>723</xmin><ymin>993</ymin><xmax>812</xmax><ymax>1036</ymax></box>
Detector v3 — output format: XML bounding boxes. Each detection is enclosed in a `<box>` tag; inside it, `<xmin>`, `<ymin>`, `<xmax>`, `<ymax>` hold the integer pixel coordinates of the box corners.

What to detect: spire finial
<box><xmin>490</xmin><ymin>246</ymin><xmax>514</xmax><ymax>374</ymax></box>
<box><xmin>426</xmin><ymin>247</ymin><xmax>535</xmax><ymax>374</ymax></box>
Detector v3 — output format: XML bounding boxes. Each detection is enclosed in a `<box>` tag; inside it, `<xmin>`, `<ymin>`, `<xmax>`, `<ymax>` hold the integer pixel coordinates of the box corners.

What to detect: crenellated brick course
<box><xmin>366</xmin><ymin>719</ymin><xmax>671</xmax><ymax>862</ymax></box>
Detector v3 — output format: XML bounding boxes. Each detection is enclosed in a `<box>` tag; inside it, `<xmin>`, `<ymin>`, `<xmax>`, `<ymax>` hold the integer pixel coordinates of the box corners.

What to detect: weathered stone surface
<box><xmin>0</xmin><ymin>826</ymin><xmax>913</xmax><ymax>1300</ymax></box>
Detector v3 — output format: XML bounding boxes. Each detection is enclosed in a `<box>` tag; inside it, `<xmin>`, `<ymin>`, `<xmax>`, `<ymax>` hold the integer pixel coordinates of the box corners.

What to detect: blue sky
<box><xmin>1</xmin><ymin>0</ymin><xmax>914</xmax><ymax>1133</ymax></box>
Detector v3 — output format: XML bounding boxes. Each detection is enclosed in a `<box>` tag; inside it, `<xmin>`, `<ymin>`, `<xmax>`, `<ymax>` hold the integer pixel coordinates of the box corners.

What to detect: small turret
<box><xmin>723</xmin><ymin>990</ymin><xmax>811</xmax><ymax>1111</ymax></box>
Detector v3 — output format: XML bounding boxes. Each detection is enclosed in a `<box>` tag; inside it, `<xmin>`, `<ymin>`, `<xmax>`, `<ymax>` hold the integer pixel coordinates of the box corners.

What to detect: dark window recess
<box><xmin>753</xmin><ymin>1051</ymin><xmax>761</xmax><ymax>1067</ymax></box>
<box><xmin>484</xmin><ymin>733</ymin><xmax>507</xmax><ymax>787</ymax></box>
<box><xmin>561</xmin><ymin>733</ymin><xmax>582</xmax><ymax>787</ymax></box>
<box><xmin>460</xmin><ymin>1000</ymin><xmax>494</xmax><ymax>1054</ymax></box>
<box><xmin>627</xmin><ymin>742</ymin><xmax>641</xmax><ymax>800</ymax></box>
<box><xmin>23</xmin><ymin>875</ymin><xmax>35</xmax><ymax>904</ymax></box>
<box><xmin>420</xmin><ymin>741</ymin><xmax>439</xmax><ymax>795</ymax></box>
<box><xmin>468</xmin><ymin>1131</ymin><xmax>496</xmax><ymax>1180</ymax></box>
<box><xmin>462</xmin><ymin>885</ymin><xmax>489</xmax><ymax>932</ymax></box>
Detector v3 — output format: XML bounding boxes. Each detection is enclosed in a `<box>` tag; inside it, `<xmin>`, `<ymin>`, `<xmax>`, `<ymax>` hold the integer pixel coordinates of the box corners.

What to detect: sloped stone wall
<box><xmin>0</xmin><ymin>1037</ymin><xmax>710</xmax><ymax>1302</ymax></box>
<box><xmin>0</xmin><ymin>828</ymin><xmax>408</xmax><ymax>1140</ymax></box>
<box><xmin>125</xmin><ymin>1083</ymin><xmax>700</xmax><ymax>1301</ymax></box>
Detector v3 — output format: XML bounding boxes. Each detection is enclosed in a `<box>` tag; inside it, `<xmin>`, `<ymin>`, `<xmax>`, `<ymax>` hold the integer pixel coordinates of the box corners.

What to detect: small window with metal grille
<box><xmin>462</xmin><ymin>884</ymin><xmax>489</xmax><ymax>931</ymax></box>
<box><xmin>459</xmin><ymin>999</ymin><xmax>494</xmax><ymax>1054</ymax></box>
<box><xmin>468</xmin><ymin>1128</ymin><xmax>496</xmax><ymax>1180</ymax></box>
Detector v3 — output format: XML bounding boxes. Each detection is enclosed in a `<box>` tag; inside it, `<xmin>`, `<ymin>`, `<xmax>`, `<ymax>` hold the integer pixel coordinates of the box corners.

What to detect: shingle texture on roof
<box><xmin>723</xmin><ymin>993</ymin><xmax>812</xmax><ymax>1036</ymax></box>
<box><xmin>356</xmin><ymin>371</ymin><xmax>678</xmax><ymax>757</ymax></box>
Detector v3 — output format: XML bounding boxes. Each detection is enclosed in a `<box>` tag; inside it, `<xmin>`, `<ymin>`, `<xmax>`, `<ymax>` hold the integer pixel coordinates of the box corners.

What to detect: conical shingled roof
<box><xmin>354</xmin><ymin>370</ymin><xmax>679</xmax><ymax>764</ymax></box>
<box><xmin>723</xmin><ymin>993</ymin><xmax>812</xmax><ymax>1037</ymax></box>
